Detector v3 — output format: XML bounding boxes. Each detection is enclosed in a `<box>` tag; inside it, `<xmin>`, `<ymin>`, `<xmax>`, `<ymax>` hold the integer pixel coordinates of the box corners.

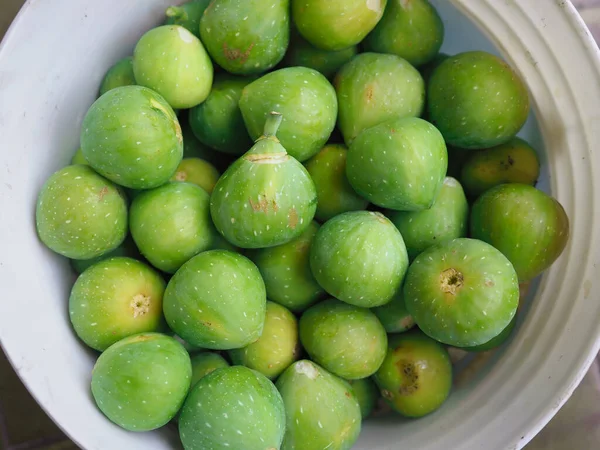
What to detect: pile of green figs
<box><xmin>35</xmin><ymin>1</ymin><xmax>570</xmax><ymax>449</ymax></box>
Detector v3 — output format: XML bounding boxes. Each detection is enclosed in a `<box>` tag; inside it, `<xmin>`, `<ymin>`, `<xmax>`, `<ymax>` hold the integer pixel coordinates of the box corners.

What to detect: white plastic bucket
<box><xmin>0</xmin><ymin>1</ymin><xmax>599</xmax><ymax>449</ymax></box>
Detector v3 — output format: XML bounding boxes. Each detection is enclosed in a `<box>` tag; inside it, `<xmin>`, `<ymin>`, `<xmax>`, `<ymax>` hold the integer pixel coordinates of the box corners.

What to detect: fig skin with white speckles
<box><xmin>299</xmin><ymin>298</ymin><xmax>387</xmax><ymax>380</ymax></box>
<box><xmin>164</xmin><ymin>0</ymin><xmax>211</xmax><ymax>38</ymax></box>
<box><xmin>163</xmin><ymin>250</ymin><xmax>267</xmax><ymax>350</ymax></box>
<box><xmin>80</xmin><ymin>85</ymin><xmax>183</xmax><ymax>189</ymax></box>
<box><xmin>373</xmin><ymin>330</ymin><xmax>452</xmax><ymax>418</ymax></box>
<box><xmin>35</xmin><ymin>165</ymin><xmax>128</xmax><ymax>259</ymax></box>
<box><xmin>190</xmin><ymin>352</ymin><xmax>230</xmax><ymax>389</ymax></box>
<box><xmin>372</xmin><ymin>288</ymin><xmax>416</xmax><ymax>334</ymax></box>
<box><xmin>363</xmin><ymin>0</ymin><xmax>444</xmax><ymax>67</ymax></box>
<box><xmin>276</xmin><ymin>360</ymin><xmax>361</xmax><ymax>450</ymax></box>
<box><xmin>200</xmin><ymin>0</ymin><xmax>290</xmax><ymax>76</ymax></box>
<box><xmin>189</xmin><ymin>74</ymin><xmax>254</xmax><ymax>155</ymax></box>
<box><xmin>347</xmin><ymin>116</ymin><xmax>447</xmax><ymax>211</ymax></box>
<box><xmin>99</xmin><ymin>56</ymin><xmax>136</xmax><ymax>96</ymax></box>
<box><xmin>282</xmin><ymin>29</ymin><xmax>357</xmax><ymax>79</ymax></box>
<box><xmin>210</xmin><ymin>112</ymin><xmax>317</xmax><ymax>249</ymax></box>
<box><xmin>470</xmin><ymin>183</ymin><xmax>569</xmax><ymax>281</ymax></box>
<box><xmin>427</xmin><ymin>51</ymin><xmax>530</xmax><ymax>149</ymax></box>
<box><xmin>386</xmin><ymin>176</ymin><xmax>469</xmax><ymax>260</ymax></box>
<box><xmin>292</xmin><ymin>0</ymin><xmax>387</xmax><ymax>51</ymax></box>
<box><xmin>91</xmin><ymin>333</ymin><xmax>192</xmax><ymax>432</ymax></box>
<box><xmin>130</xmin><ymin>182</ymin><xmax>219</xmax><ymax>273</ymax></box>
<box><xmin>248</xmin><ymin>221</ymin><xmax>324</xmax><ymax>313</ymax></box>
<box><xmin>133</xmin><ymin>25</ymin><xmax>213</xmax><ymax>109</ymax></box>
<box><xmin>310</xmin><ymin>211</ymin><xmax>408</xmax><ymax>308</ymax></box>
<box><xmin>305</xmin><ymin>144</ymin><xmax>369</xmax><ymax>222</ymax></box>
<box><xmin>69</xmin><ymin>257</ymin><xmax>167</xmax><ymax>351</ymax></box>
<box><xmin>179</xmin><ymin>366</ymin><xmax>285</xmax><ymax>450</ymax></box>
<box><xmin>404</xmin><ymin>238</ymin><xmax>519</xmax><ymax>347</ymax></box>
<box><xmin>229</xmin><ymin>301</ymin><xmax>300</xmax><ymax>379</ymax></box>
<box><xmin>240</xmin><ymin>67</ymin><xmax>338</xmax><ymax>162</ymax></box>
<box><xmin>169</xmin><ymin>157</ymin><xmax>220</xmax><ymax>194</ymax></box>
<box><xmin>460</xmin><ymin>137</ymin><xmax>540</xmax><ymax>197</ymax></box>
<box><xmin>334</xmin><ymin>52</ymin><xmax>425</xmax><ymax>145</ymax></box>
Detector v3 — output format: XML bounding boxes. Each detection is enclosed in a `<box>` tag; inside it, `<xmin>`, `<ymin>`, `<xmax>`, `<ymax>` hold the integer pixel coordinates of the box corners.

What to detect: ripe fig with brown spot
<box><xmin>200</xmin><ymin>0</ymin><xmax>289</xmax><ymax>75</ymax></box>
<box><xmin>210</xmin><ymin>112</ymin><xmax>317</xmax><ymax>248</ymax></box>
<box><xmin>373</xmin><ymin>330</ymin><xmax>452</xmax><ymax>417</ymax></box>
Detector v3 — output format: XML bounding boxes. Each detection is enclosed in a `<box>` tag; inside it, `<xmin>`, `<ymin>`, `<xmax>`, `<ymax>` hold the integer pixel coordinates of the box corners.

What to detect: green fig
<box><xmin>283</xmin><ymin>30</ymin><xmax>357</xmax><ymax>79</ymax></box>
<box><xmin>364</xmin><ymin>0</ymin><xmax>444</xmax><ymax>67</ymax></box>
<box><xmin>462</xmin><ymin>313</ymin><xmax>518</xmax><ymax>352</ymax></box>
<box><xmin>188</xmin><ymin>74</ymin><xmax>254</xmax><ymax>155</ymax></box>
<box><xmin>386</xmin><ymin>176</ymin><xmax>469</xmax><ymax>260</ymax></box>
<box><xmin>210</xmin><ymin>112</ymin><xmax>317</xmax><ymax>248</ymax></box>
<box><xmin>190</xmin><ymin>352</ymin><xmax>230</xmax><ymax>388</ymax></box>
<box><xmin>170</xmin><ymin>158</ymin><xmax>220</xmax><ymax>194</ymax></box>
<box><xmin>133</xmin><ymin>25</ymin><xmax>213</xmax><ymax>109</ymax></box>
<box><xmin>348</xmin><ymin>378</ymin><xmax>379</xmax><ymax>419</ymax></box>
<box><xmin>373</xmin><ymin>331</ymin><xmax>452</xmax><ymax>417</ymax></box>
<box><xmin>299</xmin><ymin>298</ymin><xmax>388</xmax><ymax>380</ymax></box>
<box><xmin>292</xmin><ymin>0</ymin><xmax>387</xmax><ymax>51</ymax></box>
<box><xmin>91</xmin><ymin>333</ymin><xmax>191</xmax><ymax>431</ymax></box>
<box><xmin>164</xmin><ymin>0</ymin><xmax>211</xmax><ymax>37</ymax></box>
<box><xmin>69</xmin><ymin>257</ymin><xmax>166</xmax><ymax>351</ymax></box>
<box><xmin>200</xmin><ymin>0</ymin><xmax>290</xmax><ymax>75</ymax></box>
<box><xmin>248</xmin><ymin>221</ymin><xmax>324</xmax><ymax>313</ymax></box>
<box><xmin>181</xmin><ymin>114</ymin><xmax>235</xmax><ymax>171</ymax></box>
<box><xmin>305</xmin><ymin>144</ymin><xmax>369</xmax><ymax>222</ymax></box>
<box><xmin>335</xmin><ymin>53</ymin><xmax>425</xmax><ymax>145</ymax></box>
<box><xmin>229</xmin><ymin>301</ymin><xmax>300</xmax><ymax>379</ymax></box>
<box><xmin>129</xmin><ymin>182</ymin><xmax>219</xmax><ymax>274</ymax></box>
<box><xmin>99</xmin><ymin>57</ymin><xmax>136</xmax><ymax>96</ymax></box>
<box><xmin>179</xmin><ymin>366</ymin><xmax>285</xmax><ymax>450</ymax></box>
<box><xmin>70</xmin><ymin>148</ymin><xmax>88</xmax><ymax>165</ymax></box>
<box><xmin>372</xmin><ymin>289</ymin><xmax>415</xmax><ymax>334</ymax></box>
<box><xmin>163</xmin><ymin>250</ymin><xmax>266</xmax><ymax>349</ymax></box>
<box><xmin>470</xmin><ymin>184</ymin><xmax>569</xmax><ymax>281</ymax></box>
<box><xmin>80</xmin><ymin>85</ymin><xmax>183</xmax><ymax>189</ymax></box>
<box><xmin>460</xmin><ymin>137</ymin><xmax>540</xmax><ymax>197</ymax></box>
<box><xmin>427</xmin><ymin>51</ymin><xmax>530</xmax><ymax>149</ymax></box>
<box><xmin>347</xmin><ymin>117</ymin><xmax>447</xmax><ymax>211</ymax></box>
<box><xmin>404</xmin><ymin>238</ymin><xmax>519</xmax><ymax>347</ymax></box>
<box><xmin>276</xmin><ymin>360</ymin><xmax>361</xmax><ymax>450</ymax></box>
<box><xmin>35</xmin><ymin>165</ymin><xmax>128</xmax><ymax>259</ymax></box>
<box><xmin>239</xmin><ymin>67</ymin><xmax>338</xmax><ymax>162</ymax></box>
<box><xmin>310</xmin><ymin>211</ymin><xmax>408</xmax><ymax>308</ymax></box>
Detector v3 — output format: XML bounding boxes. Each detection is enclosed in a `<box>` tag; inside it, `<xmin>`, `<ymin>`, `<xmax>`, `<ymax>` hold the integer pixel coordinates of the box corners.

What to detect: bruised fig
<box><xmin>460</xmin><ymin>137</ymin><xmax>540</xmax><ymax>197</ymax></box>
<box><xmin>373</xmin><ymin>330</ymin><xmax>452</xmax><ymax>417</ymax></box>
<box><xmin>210</xmin><ymin>112</ymin><xmax>317</xmax><ymax>248</ymax></box>
<box><xmin>200</xmin><ymin>0</ymin><xmax>290</xmax><ymax>75</ymax></box>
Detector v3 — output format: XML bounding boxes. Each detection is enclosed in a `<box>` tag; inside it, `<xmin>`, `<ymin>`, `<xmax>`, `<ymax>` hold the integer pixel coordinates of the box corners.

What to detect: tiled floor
<box><xmin>2</xmin><ymin>1</ymin><xmax>600</xmax><ymax>449</ymax></box>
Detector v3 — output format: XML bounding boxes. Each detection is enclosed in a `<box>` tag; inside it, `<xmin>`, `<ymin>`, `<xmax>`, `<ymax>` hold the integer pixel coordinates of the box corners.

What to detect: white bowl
<box><xmin>1</xmin><ymin>1</ymin><xmax>599</xmax><ymax>449</ymax></box>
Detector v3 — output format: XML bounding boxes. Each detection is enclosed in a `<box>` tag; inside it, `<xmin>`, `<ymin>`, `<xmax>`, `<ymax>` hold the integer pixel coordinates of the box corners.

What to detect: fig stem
<box><xmin>263</xmin><ymin>111</ymin><xmax>283</xmax><ymax>137</ymax></box>
<box><xmin>166</xmin><ymin>6</ymin><xmax>187</xmax><ymax>20</ymax></box>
